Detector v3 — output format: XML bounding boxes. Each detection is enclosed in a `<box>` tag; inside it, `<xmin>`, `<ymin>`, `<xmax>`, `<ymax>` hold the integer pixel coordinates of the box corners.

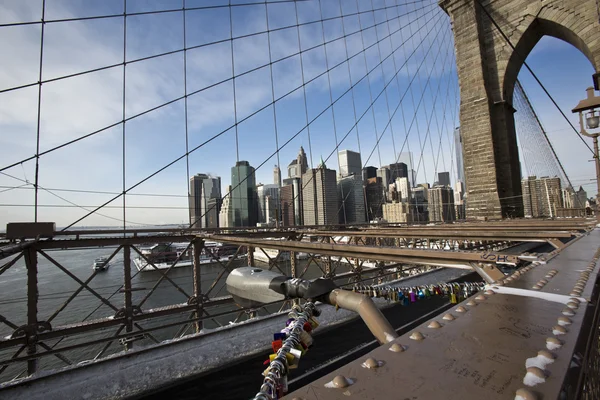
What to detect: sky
<box><xmin>0</xmin><ymin>0</ymin><xmax>596</xmax><ymax>228</ymax></box>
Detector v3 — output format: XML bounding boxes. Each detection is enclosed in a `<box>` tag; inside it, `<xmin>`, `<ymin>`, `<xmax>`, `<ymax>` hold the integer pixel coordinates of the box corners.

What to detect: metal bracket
<box><xmin>119</xmin><ymin>333</ymin><xmax>146</xmax><ymax>346</ymax></box>
<box><xmin>114</xmin><ymin>306</ymin><xmax>142</xmax><ymax>319</ymax></box>
<box><xmin>187</xmin><ymin>294</ymin><xmax>209</xmax><ymax>306</ymax></box>
<box><xmin>11</xmin><ymin>321</ymin><xmax>52</xmax><ymax>341</ymax></box>
<box><xmin>547</xmin><ymin>238</ymin><xmax>566</xmax><ymax>250</ymax></box>
<box><xmin>470</xmin><ymin>262</ymin><xmax>505</xmax><ymax>284</ymax></box>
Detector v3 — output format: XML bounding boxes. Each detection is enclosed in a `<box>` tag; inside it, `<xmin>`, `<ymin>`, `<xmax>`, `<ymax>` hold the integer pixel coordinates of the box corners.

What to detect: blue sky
<box><xmin>0</xmin><ymin>0</ymin><xmax>596</xmax><ymax>227</ymax></box>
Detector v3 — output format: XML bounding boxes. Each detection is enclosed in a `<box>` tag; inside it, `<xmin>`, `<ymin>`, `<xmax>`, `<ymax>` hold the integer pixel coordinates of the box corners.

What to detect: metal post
<box><xmin>123</xmin><ymin>245</ymin><xmax>133</xmax><ymax>350</ymax></box>
<box><xmin>24</xmin><ymin>246</ymin><xmax>38</xmax><ymax>375</ymax></box>
<box><xmin>324</xmin><ymin>236</ymin><xmax>332</xmax><ymax>277</ymax></box>
<box><xmin>193</xmin><ymin>238</ymin><xmax>204</xmax><ymax>333</ymax></box>
<box><xmin>325</xmin><ymin>289</ymin><xmax>398</xmax><ymax>345</ymax></box>
<box><xmin>593</xmin><ymin>136</ymin><xmax>600</xmax><ymax>224</ymax></box>
<box><xmin>248</xmin><ymin>245</ymin><xmax>255</xmax><ymax>266</ymax></box>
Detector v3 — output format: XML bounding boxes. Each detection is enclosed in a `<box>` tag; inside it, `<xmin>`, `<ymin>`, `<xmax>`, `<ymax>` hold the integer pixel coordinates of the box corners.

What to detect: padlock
<box><xmin>272</xmin><ymin>339</ymin><xmax>283</xmax><ymax>353</ymax></box>
<box><xmin>409</xmin><ymin>289</ymin><xmax>417</xmax><ymax>303</ymax></box>
<box><xmin>289</xmin><ymin>347</ymin><xmax>302</xmax><ymax>368</ymax></box>
<box><xmin>303</xmin><ymin>321</ymin><xmax>312</xmax><ymax>333</ymax></box>
<box><xmin>274</xmin><ymin>332</ymin><xmax>286</xmax><ymax>341</ymax></box>
<box><xmin>299</xmin><ymin>329</ymin><xmax>313</xmax><ymax>348</ymax></box>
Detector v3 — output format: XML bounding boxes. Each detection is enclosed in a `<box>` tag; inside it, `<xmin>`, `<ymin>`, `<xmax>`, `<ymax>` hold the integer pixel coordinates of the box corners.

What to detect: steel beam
<box><xmin>301</xmin><ymin>230</ymin><xmax>571</xmax><ymax>243</ymax></box>
<box><xmin>208</xmin><ymin>235</ymin><xmax>520</xmax><ymax>266</ymax></box>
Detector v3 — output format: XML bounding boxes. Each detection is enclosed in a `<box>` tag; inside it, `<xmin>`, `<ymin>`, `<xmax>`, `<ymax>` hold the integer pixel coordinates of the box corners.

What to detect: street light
<box><xmin>572</xmin><ymin>87</ymin><xmax>600</xmax><ymax>223</ymax></box>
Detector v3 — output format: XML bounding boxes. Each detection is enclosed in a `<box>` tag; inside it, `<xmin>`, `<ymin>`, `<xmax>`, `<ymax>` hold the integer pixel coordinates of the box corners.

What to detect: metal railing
<box><xmin>0</xmin><ymin>230</ymin><xmax>437</xmax><ymax>383</ymax></box>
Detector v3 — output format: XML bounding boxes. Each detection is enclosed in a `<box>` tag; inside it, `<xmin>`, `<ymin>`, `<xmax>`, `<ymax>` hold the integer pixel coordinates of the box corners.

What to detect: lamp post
<box><xmin>572</xmin><ymin>87</ymin><xmax>600</xmax><ymax>223</ymax></box>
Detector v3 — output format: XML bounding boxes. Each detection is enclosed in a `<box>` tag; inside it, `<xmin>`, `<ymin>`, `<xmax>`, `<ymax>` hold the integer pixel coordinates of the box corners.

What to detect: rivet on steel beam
<box><xmin>362</xmin><ymin>357</ymin><xmax>383</xmax><ymax>369</ymax></box>
<box><xmin>466</xmin><ymin>300</ymin><xmax>477</xmax><ymax>306</ymax></box>
<box><xmin>523</xmin><ymin>367</ymin><xmax>546</xmax><ymax>386</ymax></box>
<box><xmin>538</xmin><ymin>279</ymin><xmax>548</xmax><ymax>284</ymax></box>
<box><xmin>410</xmin><ymin>331</ymin><xmax>425</xmax><ymax>341</ymax></box>
<box><xmin>544</xmin><ymin>274</ymin><xmax>553</xmax><ymax>279</ymax></box>
<box><xmin>569</xmin><ymin>298</ymin><xmax>580</xmax><ymax>304</ymax></box>
<box><xmin>569</xmin><ymin>291</ymin><xmax>582</xmax><ymax>297</ymax></box>
<box><xmin>428</xmin><ymin>321</ymin><xmax>442</xmax><ymax>329</ymax></box>
<box><xmin>546</xmin><ymin>337</ymin><xmax>563</xmax><ymax>350</ymax></box>
<box><xmin>515</xmin><ymin>387</ymin><xmax>538</xmax><ymax>400</ymax></box>
<box><xmin>532</xmin><ymin>285</ymin><xmax>542</xmax><ymax>290</ymax></box>
<box><xmin>442</xmin><ymin>313</ymin><xmax>456</xmax><ymax>321</ymax></box>
<box><xmin>455</xmin><ymin>306</ymin><xmax>468</xmax><ymax>313</ymax></box>
<box><xmin>475</xmin><ymin>294</ymin><xmax>487</xmax><ymax>301</ymax></box>
<box><xmin>389</xmin><ymin>343</ymin><xmax>405</xmax><ymax>353</ymax></box>
<box><xmin>557</xmin><ymin>317</ymin><xmax>572</xmax><ymax>326</ymax></box>
<box><xmin>562</xmin><ymin>308</ymin><xmax>575</xmax><ymax>316</ymax></box>
<box><xmin>325</xmin><ymin>375</ymin><xmax>354</xmax><ymax>389</ymax></box>
<box><xmin>552</xmin><ymin>325</ymin><xmax>568</xmax><ymax>335</ymax></box>
<box><xmin>537</xmin><ymin>350</ymin><xmax>556</xmax><ymax>361</ymax></box>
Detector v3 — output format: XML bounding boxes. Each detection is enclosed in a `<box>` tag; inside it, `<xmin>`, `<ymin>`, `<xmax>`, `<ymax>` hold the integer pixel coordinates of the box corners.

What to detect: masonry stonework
<box><xmin>439</xmin><ymin>0</ymin><xmax>600</xmax><ymax>218</ymax></box>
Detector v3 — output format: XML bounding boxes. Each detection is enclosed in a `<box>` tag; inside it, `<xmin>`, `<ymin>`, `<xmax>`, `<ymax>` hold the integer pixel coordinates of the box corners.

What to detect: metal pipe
<box><xmin>324</xmin><ymin>289</ymin><xmax>398</xmax><ymax>345</ymax></box>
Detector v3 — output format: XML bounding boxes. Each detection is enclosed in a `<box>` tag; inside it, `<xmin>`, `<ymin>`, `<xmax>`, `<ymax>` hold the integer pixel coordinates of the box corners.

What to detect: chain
<box><xmin>253</xmin><ymin>301</ymin><xmax>318</xmax><ymax>400</ymax></box>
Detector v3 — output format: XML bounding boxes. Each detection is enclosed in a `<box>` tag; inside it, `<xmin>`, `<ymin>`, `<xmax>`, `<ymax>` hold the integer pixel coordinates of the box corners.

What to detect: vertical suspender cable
<box><xmin>33</xmin><ymin>0</ymin><xmax>46</xmax><ymax>222</ymax></box>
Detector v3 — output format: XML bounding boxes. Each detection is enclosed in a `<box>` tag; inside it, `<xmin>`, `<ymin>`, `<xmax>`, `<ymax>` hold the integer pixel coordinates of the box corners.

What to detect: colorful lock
<box><xmin>299</xmin><ymin>329</ymin><xmax>313</xmax><ymax>348</ymax></box>
<box><xmin>272</xmin><ymin>339</ymin><xmax>283</xmax><ymax>353</ymax></box>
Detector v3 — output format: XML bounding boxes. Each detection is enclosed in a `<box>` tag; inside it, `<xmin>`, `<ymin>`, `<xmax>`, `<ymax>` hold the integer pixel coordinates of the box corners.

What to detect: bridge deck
<box><xmin>285</xmin><ymin>229</ymin><xmax>600</xmax><ymax>399</ymax></box>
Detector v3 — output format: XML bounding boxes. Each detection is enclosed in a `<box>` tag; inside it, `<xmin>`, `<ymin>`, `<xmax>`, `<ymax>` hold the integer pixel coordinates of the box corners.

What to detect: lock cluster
<box><xmin>352</xmin><ymin>281</ymin><xmax>486</xmax><ymax>304</ymax></box>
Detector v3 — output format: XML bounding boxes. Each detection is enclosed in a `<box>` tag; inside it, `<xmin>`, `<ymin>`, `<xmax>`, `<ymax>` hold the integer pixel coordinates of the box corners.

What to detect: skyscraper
<box><xmin>395</xmin><ymin>177</ymin><xmax>411</xmax><ymax>202</ymax></box>
<box><xmin>283</xmin><ymin>177</ymin><xmax>303</xmax><ymax>225</ymax></box>
<box><xmin>287</xmin><ymin>146</ymin><xmax>309</xmax><ymax>178</ymax></box>
<box><xmin>454</xmin><ymin>181</ymin><xmax>466</xmax><ymax>220</ymax></box>
<box><xmin>382</xmin><ymin>202</ymin><xmax>413</xmax><ymax>223</ymax></box>
<box><xmin>388</xmin><ymin>162</ymin><xmax>408</xmax><ymax>183</ymax></box>
<box><xmin>362</xmin><ymin>166</ymin><xmax>377</xmax><ymax>181</ymax></box>
<box><xmin>429</xmin><ymin>186</ymin><xmax>456</xmax><ymax>222</ymax></box>
<box><xmin>257</xmin><ymin>184</ymin><xmax>279</xmax><ymax>223</ymax></box>
<box><xmin>437</xmin><ymin>172</ymin><xmax>451</xmax><ymax>187</ymax></box>
<box><xmin>273</xmin><ymin>164</ymin><xmax>281</xmax><ymax>187</ymax></box>
<box><xmin>189</xmin><ymin>173</ymin><xmax>221</xmax><ymax>229</ymax></box>
<box><xmin>280</xmin><ymin>184</ymin><xmax>295</xmax><ymax>227</ymax></box>
<box><xmin>398</xmin><ymin>152</ymin><xmax>414</xmax><ymax>169</ymax></box>
<box><xmin>365</xmin><ymin>177</ymin><xmax>385</xmax><ymax>221</ymax></box>
<box><xmin>338</xmin><ymin>150</ymin><xmax>362</xmax><ymax>178</ymax></box>
<box><xmin>454</xmin><ymin>127</ymin><xmax>465</xmax><ymax>184</ymax></box>
<box><xmin>377</xmin><ymin>166</ymin><xmax>390</xmax><ymax>202</ymax></box>
<box><xmin>337</xmin><ymin>175</ymin><xmax>366</xmax><ymax>224</ymax></box>
<box><xmin>302</xmin><ymin>161</ymin><xmax>337</xmax><ymax>226</ymax></box>
<box><xmin>231</xmin><ymin>161</ymin><xmax>258</xmax><ymax>227</ymax></box>
<box><xmin>521</xmin><ymin>176</ymin><xmax>563</xmax><ymax>217</ymax></box>
<box><xmin>219</xmin><ymin>185</ymin><xmax>233</xmax><ymax>228</ymax></box>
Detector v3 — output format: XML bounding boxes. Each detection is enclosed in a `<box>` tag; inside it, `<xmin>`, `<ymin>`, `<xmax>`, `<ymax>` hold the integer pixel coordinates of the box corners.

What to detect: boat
<box><xmin>132</xmin><ymin>241</ymin><xmax>246</xmax><ymax>272</ymax></box>
<box><xmin>93</xmin><ymin>257</ymin><xmax>110</xmax><ymax>271</ymax></box>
